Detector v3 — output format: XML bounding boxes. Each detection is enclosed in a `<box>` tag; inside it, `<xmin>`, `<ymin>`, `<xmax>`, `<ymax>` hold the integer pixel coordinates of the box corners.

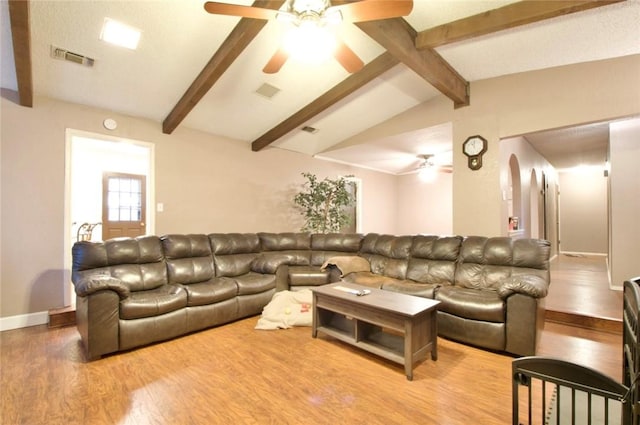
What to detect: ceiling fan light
<box><xmin>418</xmin><ymin>164</ymin><xmax>437</xmax><ymax>183</ymax></box>
<box><xmin>283</xmin><ymin>23</ymin><xmax>336</xmax><ymax>64</ymax></box>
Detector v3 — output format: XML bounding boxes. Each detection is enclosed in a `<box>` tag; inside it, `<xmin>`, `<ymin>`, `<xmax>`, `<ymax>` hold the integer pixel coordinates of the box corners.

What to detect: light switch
<box><xmin>157</xmin><ymin>202</ymin><xmax>164</xmax><ymax>212</ymax></box>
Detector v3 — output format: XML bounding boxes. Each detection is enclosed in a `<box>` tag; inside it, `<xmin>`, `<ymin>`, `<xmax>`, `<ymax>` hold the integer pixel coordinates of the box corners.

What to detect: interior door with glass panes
<box><xmin>102</xmin><ymin>172</ymin><xmax>146</xmax><ymax>240</ymax></box>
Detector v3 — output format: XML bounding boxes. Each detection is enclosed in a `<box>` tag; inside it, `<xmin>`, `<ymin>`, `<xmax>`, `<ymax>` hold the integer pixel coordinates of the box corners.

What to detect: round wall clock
<box><xmin>463</xmin><ymin>135</ymin><xmax>487</xmax><ymax>170</ymax></box>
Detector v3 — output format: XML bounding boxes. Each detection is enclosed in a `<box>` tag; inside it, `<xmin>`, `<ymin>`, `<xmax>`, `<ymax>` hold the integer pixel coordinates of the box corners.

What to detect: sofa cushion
<box><xmin>360</xmin><ymin>233</ymin><xmax>413</xmax><ymax>258</ymax></box>
<box><xmin>120</xmin><ymin>284</ymin><xmax>187</xmax><ymax>320</ymax></box>
<box><xmin>288</xmin><ymin>266</ymin><xmax>331</xmax><ymax>286</ymax></box>
<box><xmin>359</xmin><ymin>234</ymin><xmax>412</xmax><ymax>280</ymax></box>
<box><xmin>209</xmin><ymin>234</ymin><xmax>261</xmax><ymax>277</ymax></box>
<box><xmin>512</xmin><ymin>238</ymin><xmax>551</xmax><ymax>269</ymax></box>
<box><xmin>234</xmin><ymin>272</ymin><xmax>276</xmax><ymax>295</ymax></box>
<box><xmin>72</xmin><ymin>236</ymin><xmax>168</xmax><ymax>292</ymax></box>
<box><xmin>256</xmin><ymin>233</ymin><xmax>311</xmax><ymax>274</ymax></box>
<box><xmin>311</xmin><ymin>233</ymin><xmax>362</xmax><ymax>251</ymax></box>
<box><xmin>436</xmin><ymin>286</ymin><xmax>505</xmax><ymax>323</ymax></box>
<box><xmin>406</xmin><ymin>259</ymin><xmax>457</xmax><ymax>286</ymax></box>
<box><xmin>161</xmin><ymin>234</ymin><xmax>215</xmax><ymax>284</ymax></box>
<box><xmin>341</xmin><ymin>272</ymin><xmax>400</xmax><ymax>289</ymax></box>
<box><xmin>165</xmin><ymin>256</ymin><xmax>216</xmax><ymax>284</ymax></box>
<box><xmin>455</xmin><ymin>263</ymin><xmax>512</xmax><ymax>291</ymax></box>
<box><xmin>369</xmin><ymin>256</ymin><xmax>408</xmax><ymax>280</ymax></box>
<box><xmin>456</xmin><ymin>236</ymin><xmax>516</xmax><ymax>291</ymax></box>
<box><xmin>310</xmin><ymin>233</ymin><xmax>363</xmax><ymax>266</ymax></box>
<box><xmin>215</xmin><ymin>253</ymin><xmax>259</xmax><ymax>277</ymax></box>
<box><xmin>180</xmin><ymin>277</ymin><xmax>238</xmax><ymax>307</ymax></box>
<box><xmin>381</xmin><ymin>281</ymin><xmax>438</xmax><ymax>299</ymax></box>
<box><xmin>455</xmin><ymin>237</ymin><xmax>550</xmax><ymax>292</ymax></box>
<box><xmin>410</xmin><ymin>235</ymin><xmax>462</xmax><ymax>261</ymax></box>
<box><xmin>438</xmin><ymin>311</ymin><xmax>506</xmax><ymax>351</ymax></box>
<box><xmin>161</xmin><ymin>234</ymin><xmax>211</xmax><ymax>259</ymax></box>
<box><xmin>258</xmin><ymin>232</ymin><xmax>311</xmax><ymax>251</ymax></box>
<box><xmin>209</xmin><ymin>233</ymin><xmax>261</xmax><ymax>254</ymax></box>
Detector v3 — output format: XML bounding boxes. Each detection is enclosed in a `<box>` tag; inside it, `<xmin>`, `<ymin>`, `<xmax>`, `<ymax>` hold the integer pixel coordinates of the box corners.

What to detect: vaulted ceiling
<box><xmin>3</xmin><ymin>0</ymin><xmax>639</xmax><ymax>173</ymax></box>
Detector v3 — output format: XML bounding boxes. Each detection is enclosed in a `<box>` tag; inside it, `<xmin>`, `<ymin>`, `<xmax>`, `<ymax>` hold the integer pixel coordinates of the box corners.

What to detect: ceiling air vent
<box><xmin>50</xmin><ymin>45</ymin><xmax>95</xmax><ymax>67</ymax></box>
<box><xmin>301</xmin><ymin>126</ymin><xmax>319</xmax><ymax>134</ymax></box>
<box><xmin>254</xmin><ymin>83</ymin><xmax>280</xmax><ymax>99</ymax></box>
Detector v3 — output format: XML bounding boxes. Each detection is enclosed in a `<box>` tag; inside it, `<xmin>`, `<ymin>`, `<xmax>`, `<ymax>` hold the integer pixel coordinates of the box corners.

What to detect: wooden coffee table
<box><xmin>311</xmin><ymin>282</ymin><xmax>440</xmax><ymax>380</ymax></box>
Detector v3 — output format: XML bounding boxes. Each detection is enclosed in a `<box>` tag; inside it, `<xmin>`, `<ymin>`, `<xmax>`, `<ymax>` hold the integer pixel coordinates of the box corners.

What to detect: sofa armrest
<box><xmin>74</xmin><ymin>275</ymin><xmax>130</xmax><ymax>299</ymax></box>
<box><xmin>251</xmin><ymin>254</ymin><xmax>291</xmax><ymax>274</ymax></box>
<box><xmin>497</xmin><ymin>275</ymin><xmax>548</xmax><ymax>299</ymax></box>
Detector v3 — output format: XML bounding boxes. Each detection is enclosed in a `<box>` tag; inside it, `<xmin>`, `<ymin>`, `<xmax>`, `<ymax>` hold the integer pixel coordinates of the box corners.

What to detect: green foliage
<box><xmin>293</xmin><ymin>172</ymin><xmax>355</xmax><ymax>233</ymax></box>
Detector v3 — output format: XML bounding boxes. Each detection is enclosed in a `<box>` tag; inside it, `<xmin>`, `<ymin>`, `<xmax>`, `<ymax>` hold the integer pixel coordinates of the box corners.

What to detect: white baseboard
<box><xmin>0</xmin><ymin>311</ymin><xmax>49</xmax><ymax>332</ymax></box>
<box><xmin>559</xmin><ymin>251</ymin><xmax>608</xmax><ymax>257</ymax></box>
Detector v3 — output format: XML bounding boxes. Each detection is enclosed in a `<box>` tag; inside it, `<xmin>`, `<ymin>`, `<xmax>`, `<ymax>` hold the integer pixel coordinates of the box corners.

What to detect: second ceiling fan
<box><xmin>204</xmin><ymin>0</ymin><xmax>413</xmax><ymax>73</ymax></box>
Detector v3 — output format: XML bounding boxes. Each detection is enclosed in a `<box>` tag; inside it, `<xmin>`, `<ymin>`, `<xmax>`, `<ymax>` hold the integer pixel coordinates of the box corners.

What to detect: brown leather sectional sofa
<box><xmin>72</xmin><ymin>232</ymin><xmax>550</xmax><ymax>360</ymax></box>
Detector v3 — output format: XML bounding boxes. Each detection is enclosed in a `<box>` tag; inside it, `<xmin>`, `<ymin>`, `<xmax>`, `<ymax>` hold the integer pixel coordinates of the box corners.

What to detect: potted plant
<box><xmin>294</xmin><ymin>172</ymin><xmax>355</xmax><ymax>233</ymax></box>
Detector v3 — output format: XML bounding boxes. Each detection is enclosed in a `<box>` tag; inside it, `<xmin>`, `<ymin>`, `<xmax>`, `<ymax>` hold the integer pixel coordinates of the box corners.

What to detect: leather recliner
<box><xmin>72</xmin><ymin>232</ymin><xmax>550</xmax><ymax>360</ymax></box>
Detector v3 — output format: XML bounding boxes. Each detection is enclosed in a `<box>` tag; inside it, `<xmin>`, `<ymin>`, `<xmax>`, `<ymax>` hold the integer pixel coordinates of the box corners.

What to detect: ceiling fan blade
<box><xmin>331</xmin><ymin>0</ymin><xmax>413</xmax><ymax>23</ymax></box>
<box><xmin>333</xmin><ymin>39</ymin><xmax>364</xmax><ymax>73</ymax></box>
<box><xmin>263</xmin><ymin>47</ymin><xmax>289</xmax><ymax>73</ymax></box>
<box><xmin>203</xmin><ymin>2</ymin><xmax>279</xmax><ymax>20</ymax></box>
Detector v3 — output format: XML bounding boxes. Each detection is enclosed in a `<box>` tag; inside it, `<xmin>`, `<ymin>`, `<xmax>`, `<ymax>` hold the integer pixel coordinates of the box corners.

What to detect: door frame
<box><xmin>63</xmin><ymin>129</ymin><xmax>155</xmax><ymax>307</ymax></box>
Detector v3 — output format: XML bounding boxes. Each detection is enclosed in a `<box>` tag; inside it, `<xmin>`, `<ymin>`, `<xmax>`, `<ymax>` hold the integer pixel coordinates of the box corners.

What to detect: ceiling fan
<box><xmin>400</xmin><ymin>154</ymin><xmax>453</xmax><ymax>182</ymax></box>
<box><xmin>204</xmin><ymin>0</ymin><xmax>413</xmax><ymax>73</ymax></box>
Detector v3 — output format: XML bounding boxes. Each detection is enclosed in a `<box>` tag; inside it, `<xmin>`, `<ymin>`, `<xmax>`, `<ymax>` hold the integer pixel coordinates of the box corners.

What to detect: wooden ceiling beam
<box><xmin>415</xmin><ymin>0</ymin><xmax>625</xmax><ymax>50</ymax></box>
<box><xmin>356</xmin><ymin>18</ymin><xmax>469</xmax><ymax>107</ymax></box>
<box><xmin>251</xmin><ymin>52</ymin><xmax>400</xmax><ymax>151</ymax></box>
<box><xmin>8</xmin><ymin>0</ymin><xmax>33</xmax><ymax>107</ymax></box>
<box><xmin>162</xmin><ymin>1</ymin><xmax>284</xmax><ymax>134</ymax></box>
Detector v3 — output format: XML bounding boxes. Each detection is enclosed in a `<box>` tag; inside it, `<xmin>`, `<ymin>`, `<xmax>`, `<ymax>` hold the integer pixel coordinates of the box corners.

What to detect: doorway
<box><xmin>341</xmin><ymin>176</ymin><xmax>362</xmax><ymax>233</ymax></box>
<box><xmin>63</xmin><ymin>129</ymin><xmax>154</xmax><ymax>306</ymax></box>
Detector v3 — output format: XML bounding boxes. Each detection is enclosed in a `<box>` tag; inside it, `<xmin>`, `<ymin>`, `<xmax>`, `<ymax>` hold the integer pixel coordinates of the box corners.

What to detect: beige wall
<box><xmin>609</xmin><ymin>118</ymin><xmax>640</xmax><ymax>287</ymax></box>
<box><xmin>2</xmin><ymin>54</ymin><xmax>639</xmax><ymax>323</ymax></box>
<box><xmin>396</xmin><ymin>172</ymin><xmax>453</xmax><ymax>235</ymax></box>
<box><xmin>0</xmin><ymin>93</ymin><xmax>398</xmax><ymax>321</ymax></box>
<box><xmin>152</xmin><ymin>125</ymin><xmax>398</xmax><ymax>234</ymax></box>
<box><xmin>337</xmin><ymin>55</ymin><xmax>640</xmax><ymax>237</ymax></box>
<box><xmin>558</xmin><ymin>169</ymin><xmax>608</xmax><ymax>254</ymax></box>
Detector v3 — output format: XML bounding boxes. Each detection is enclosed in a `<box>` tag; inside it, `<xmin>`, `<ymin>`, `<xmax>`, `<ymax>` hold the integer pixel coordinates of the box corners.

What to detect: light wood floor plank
<box><xmin>1</xmin><ymin>315</ymin><xmax>621</xmax><ymax>425</ymax></box>
<box><xmin>2</xmin><ymin>252</ymin><xmax>626</xmax><ymax>424</ymax></box>
<box><xmin>547</xmin><ymin>253</ymin><xmax>623</xmax><ymax>321</ymax></box>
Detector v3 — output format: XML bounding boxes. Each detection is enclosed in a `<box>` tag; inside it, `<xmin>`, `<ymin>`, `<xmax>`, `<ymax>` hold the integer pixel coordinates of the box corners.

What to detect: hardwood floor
<box><xmin>1</xmin><ymin>322</ymin><xmax>621</xmax><ymax>424</ymax></box>
<box><xmin>0</xmin><ymin>255</ymin><xmax>625</xmax><ymax>424</ymax></box>
<box><xmin>545</xmin><ymin>253</ymin><xmax>624</xmax><ymax>332</ymax></box>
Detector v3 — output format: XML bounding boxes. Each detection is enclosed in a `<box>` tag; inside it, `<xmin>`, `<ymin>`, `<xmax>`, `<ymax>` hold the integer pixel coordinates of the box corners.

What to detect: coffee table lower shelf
<box><xmin>315</xmin><ymin>324</ymin><xmax>406</xmax><ymax>365</ymax></box>
<box><xmin>311</xmin><ymin>287</ymin><xmax>439</xmax><ymax>381</ymax></box>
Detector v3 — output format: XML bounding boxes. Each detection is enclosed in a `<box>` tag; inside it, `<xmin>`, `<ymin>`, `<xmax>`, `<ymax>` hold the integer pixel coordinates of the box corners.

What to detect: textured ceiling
<box><xmin>523</xmin><ymin>122</ymin><xmax>611</xmax><ymax>170</ymax></box>
<box><xmin>2</xmin><ymin>0</ymin><xmax>639</xmax><ymax>173</ymax></box>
